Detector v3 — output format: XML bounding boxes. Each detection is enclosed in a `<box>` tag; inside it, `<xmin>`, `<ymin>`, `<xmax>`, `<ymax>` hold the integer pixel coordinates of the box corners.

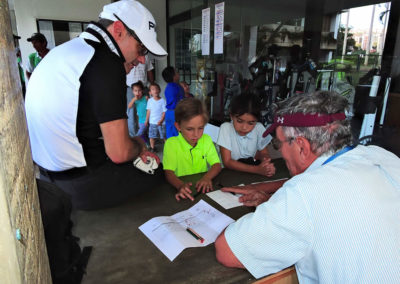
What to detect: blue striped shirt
<box><xmin>225</xmin><ymin>145</ymin><xmax>400</xmax><ymax>283</ymax></box>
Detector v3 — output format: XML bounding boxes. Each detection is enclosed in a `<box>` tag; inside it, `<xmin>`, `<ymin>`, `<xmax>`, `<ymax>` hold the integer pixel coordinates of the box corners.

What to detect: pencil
<box><xmin>186</xmin><ymin>227</ymin><xmax>204</xmax><ymax>243</ymax></box>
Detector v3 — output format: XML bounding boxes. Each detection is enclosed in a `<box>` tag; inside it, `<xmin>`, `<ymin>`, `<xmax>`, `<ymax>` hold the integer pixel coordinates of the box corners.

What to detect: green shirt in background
<box><xmin>17</xmin><ymin>57</ymin><xmax>25</xmax><ymax>83</ymax></box>
<box><xmin>27</xmin><ymin>52</ymin><xmax>42</xmax><ymax>73</ymax></box>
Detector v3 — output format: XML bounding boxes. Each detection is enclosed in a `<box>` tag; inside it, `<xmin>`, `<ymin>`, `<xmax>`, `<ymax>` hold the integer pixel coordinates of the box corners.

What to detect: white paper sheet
<box><xmin>206</xmin><ymin>190</ymin><xmax>243</xmax><ymax>209</ymax></box>
<box><xmin>201</xmin><ymin>8</ymin><xmax>210</xmax><ymax>55</ymax></box>
<box><xmin>139</xmin><ymin>200</ymin><xmax>234</xmax><ymax>261</ymax></box>
<box><xmin>214</xmin><ymin>2</ymin><xmax>225</xmax><ymax>54</ymax></box>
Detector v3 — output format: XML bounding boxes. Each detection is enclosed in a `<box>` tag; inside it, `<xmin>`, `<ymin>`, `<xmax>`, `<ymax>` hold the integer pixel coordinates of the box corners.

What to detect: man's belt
<box><xmin>38</xmin><ymin>165</ymin><xmax>90</xmax><ymax>180</ymax></box>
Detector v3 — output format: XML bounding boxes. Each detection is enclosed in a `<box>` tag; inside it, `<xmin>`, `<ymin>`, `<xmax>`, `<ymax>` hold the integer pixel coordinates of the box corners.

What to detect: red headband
<box><xmin>262</xmin><ymin>113</ymin><xmax>346</xmax><ymax>137</ymax></box>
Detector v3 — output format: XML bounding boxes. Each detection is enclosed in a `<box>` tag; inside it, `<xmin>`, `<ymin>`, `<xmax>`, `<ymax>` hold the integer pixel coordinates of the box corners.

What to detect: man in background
<box><xmin>25</xmin><ymin>32</ymin><xmax>49</xmax><ymax>79</ymax></box>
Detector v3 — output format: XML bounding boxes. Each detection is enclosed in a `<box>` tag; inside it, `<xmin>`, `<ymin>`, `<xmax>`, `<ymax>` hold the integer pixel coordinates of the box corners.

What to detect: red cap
<box><xmin>263</xmin><ymin>112</ymin><xmax>346</xmax><ymax>137</ymax></box>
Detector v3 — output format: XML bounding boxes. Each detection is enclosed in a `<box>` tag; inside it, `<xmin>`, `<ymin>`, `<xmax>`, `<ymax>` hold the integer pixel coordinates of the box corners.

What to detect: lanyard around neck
<box><xmin>322</xmin><ymin>146</ymin><xmax>354</xmax><ymax>165</ymax></box>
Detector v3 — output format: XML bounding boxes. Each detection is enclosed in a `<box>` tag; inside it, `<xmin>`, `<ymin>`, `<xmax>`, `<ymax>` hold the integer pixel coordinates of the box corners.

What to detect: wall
<box><xmin>13</xmin><ymin>0</ymin><xmax>168</xmax><ymax>88</ymax></box>
<box><xmin>0</xmin><ymin>0</ymin><xmax>51</xmax><ymax>282</ymax></box>
<box><xmin>140</xmin><ymin>0</ymin><xmax>168</xmax><ymax>90</ymax></box>
<box><xmin>14</xmin><ymin>0</ymin><xmax>108</xmax><ymax>67</ymax></box>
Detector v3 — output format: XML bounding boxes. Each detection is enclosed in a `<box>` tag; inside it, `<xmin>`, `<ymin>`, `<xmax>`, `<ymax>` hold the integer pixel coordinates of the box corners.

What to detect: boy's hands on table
<box><xmin>175</xmin><ymin>182</ymin><xmax>194</xmax><ymax>201</ymax></box>
<box><xmin>175</xmin><ymin>178</ymin><xmax>214</xmax><ymax>202</ymax></box>
<box><xmin>196</xmin><ymin>177</ymin><xmax>213</xmax><ymax>194</ymax></box>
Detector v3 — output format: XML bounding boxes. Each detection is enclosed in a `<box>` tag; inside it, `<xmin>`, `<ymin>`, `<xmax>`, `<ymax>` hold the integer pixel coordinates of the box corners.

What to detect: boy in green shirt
<box><xmin>163</xmin><ymin>98</ymin><xmax>221</xmax><ymax>201</ymax></box>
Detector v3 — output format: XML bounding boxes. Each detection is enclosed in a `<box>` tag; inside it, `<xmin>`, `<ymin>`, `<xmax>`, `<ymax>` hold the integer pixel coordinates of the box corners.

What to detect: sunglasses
<box><xmin>114</xmin><ymin>14</ymin><xmax>148</xmax><ymax>56</ymax></box>
<box><xmin>271</xmin><ymin>136</ymin><xmax>295</xmax><ymax>150</ymax></box>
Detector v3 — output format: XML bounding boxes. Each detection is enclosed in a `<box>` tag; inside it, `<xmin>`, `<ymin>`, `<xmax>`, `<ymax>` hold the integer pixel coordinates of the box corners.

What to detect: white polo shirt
<box><xmin>217</xmin><ymin>121</ymin><xmax>272</xmax><ymax>160</ymax></box>
<box><xmin>25</xmin><ymin>24</ymin><xmax>126</xmax><ymax>171</ymax></box>
<box><xmin>225</xmin><ymin>145</ymin><xmax>400</xmax><ymax>282</ymax></box>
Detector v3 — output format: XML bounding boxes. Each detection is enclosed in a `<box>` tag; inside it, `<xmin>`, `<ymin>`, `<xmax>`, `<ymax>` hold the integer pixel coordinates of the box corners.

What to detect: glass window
<box><xmin>168</xmin><ymin>0</ymin><xmax>393</xmax><ymax>123</ymax></box>
<box><xmin>169</xmin><ymin>0</ymin><xmax>204</xmax><ymax>17</ymax></box>
<box><xmin>37</xmin><ymin>19</ymin><xmax>89</xmax><ymax>48</ymax></box>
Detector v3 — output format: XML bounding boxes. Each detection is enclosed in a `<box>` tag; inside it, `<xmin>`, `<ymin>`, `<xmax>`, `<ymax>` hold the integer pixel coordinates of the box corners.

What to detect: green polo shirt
<box><xmin>27</xmin><ymin>52</ymin><xmax>42</xmax><ymax>72</ymax></box>
<box><xmin>163</xmin><ymin>133</ymin><xmax>221</xmax><ymax>177</ymax></box>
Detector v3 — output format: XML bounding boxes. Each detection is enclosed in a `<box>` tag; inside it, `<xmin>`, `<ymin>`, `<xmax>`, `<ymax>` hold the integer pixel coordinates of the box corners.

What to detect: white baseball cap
<box><xmin>99</xmin><ymin>0</ymin><xmax>167</xmax><ymax>56</ymax></box>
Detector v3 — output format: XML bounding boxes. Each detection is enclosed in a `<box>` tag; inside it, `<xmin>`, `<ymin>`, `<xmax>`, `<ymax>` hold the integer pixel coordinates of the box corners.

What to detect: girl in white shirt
<box><xmin>216</xmin><ymin>94</ymin><xmax>275</xmax><ymax>177</ymax></box>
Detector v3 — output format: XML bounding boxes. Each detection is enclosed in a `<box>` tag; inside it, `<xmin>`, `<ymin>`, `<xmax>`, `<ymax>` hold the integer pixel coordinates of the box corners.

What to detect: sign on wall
<box><xmin>202</xmin><ymin>7</ymin><xmax>210</xmax><ymax>55</ymax></box>
<box><xmin>214</xmin><ymin>2</ymin><xmax>225</xmax><ymax>54</ymax></box>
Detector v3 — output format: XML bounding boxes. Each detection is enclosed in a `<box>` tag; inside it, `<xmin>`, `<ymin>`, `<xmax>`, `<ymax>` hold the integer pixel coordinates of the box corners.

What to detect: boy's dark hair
<box><xmin>175</xmin><ymin>98</ymin><xmax>209</xmax><ymax>124</ymax></box>
<box><xmin>162</xmin><ymin>66</ymin><xmax>176</xmax><ymax>83</ymax></box>
<box><xmin>149</xmin><ymin>82</ymin><xmax>161</xmax><ymax>92</ymax></box>
<box><xmin>229</xmin><ymin>94</ymin><xmax>262</xmax><ymax>121</ymax></box>
<box><xmin>131</xmin><ymin>80</ymin><xmax>144</xmax><ymax>90</ymax></box>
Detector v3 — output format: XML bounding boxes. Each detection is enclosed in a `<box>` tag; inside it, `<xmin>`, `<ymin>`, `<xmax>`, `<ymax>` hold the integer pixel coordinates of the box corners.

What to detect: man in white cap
<box><xmin>25</xmin><ymin>0</ymin><xmax>167</xmax><ymax>210</ymax></box>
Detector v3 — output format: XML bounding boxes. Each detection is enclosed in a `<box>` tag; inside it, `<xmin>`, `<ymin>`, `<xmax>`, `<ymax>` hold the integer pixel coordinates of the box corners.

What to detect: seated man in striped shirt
<box><xmin>215</xmin><ymin>91</ymin><xmax>400</xmax><ymax>283</ymax></box>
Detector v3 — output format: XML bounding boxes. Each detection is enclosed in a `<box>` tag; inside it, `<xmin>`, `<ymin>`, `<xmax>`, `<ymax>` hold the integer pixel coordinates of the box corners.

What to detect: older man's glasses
<box><xmin>271</xmin><ymin>137</ymin><xmax>295</xmax><ymax>150</ymax></box>
<box><xmin>114</xmin><ymin>14</ymin><xmax>148</xmax><ymax>56</ymax></box>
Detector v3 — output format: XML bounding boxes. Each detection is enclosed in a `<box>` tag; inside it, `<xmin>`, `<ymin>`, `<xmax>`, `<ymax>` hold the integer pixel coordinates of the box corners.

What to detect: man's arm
<box><xmin>147</xmin><ymin>70</ymin><xmax>154</xmax><ymax>84</ymax></box>
<box><xmin>221</xmin><ymin>179</ymin><xmax>287</xmax><ymax>207</ymax></box>
<box><xmin>215</xmin><ymin>230</ymin><xmax>245</xmax><ymax>268</ymax></box>
<box><xmin>243</xmin><ymin>179</ymin><xmax>287</xmax><ymax>193</ymax></box>
<box><xmin>100</xmin><ymin>118</ymin><xmax>143</xmax><ymax>163</ymax></box>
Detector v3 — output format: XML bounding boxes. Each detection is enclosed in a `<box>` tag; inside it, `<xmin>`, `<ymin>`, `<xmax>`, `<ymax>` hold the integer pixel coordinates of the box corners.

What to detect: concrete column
<box><xmin>302</xmin><ymin>0</ymin><xmax>325</xmax><ymax>62</ymax></box>
<box><xmin>0</xmin><ymin>0</ymin><xmax>51</xmax><ymax>283</ymax></box>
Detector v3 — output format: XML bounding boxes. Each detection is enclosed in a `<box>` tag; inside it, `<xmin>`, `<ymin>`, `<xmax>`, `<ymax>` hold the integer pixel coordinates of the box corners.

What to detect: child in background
<box><xmin>128</xmin><ymin>81</ymin><xmax>148</xmax><ymax>143</ymax></box>
<box><xmin>179</xmin><ymin>81</ymin><xmax>194</xmax><ymax>98</ymax></box>
<box><xmin>216</xmin><ymin>94</ymin><xmax>276</xmax><ymax>177</ymax></box>
<box><xmin>162</xmin><ymin>66</ymin><xmax>184</xmax><ymax>138</ymax></box>
<box><xmin>145</xmin><ymin>83</ymin><xmax>167</xmax><ymax>152</ymax></box>
<box><xmin>163</xmin><ymin>98</ymin><xmax>221</xmax><ymax>201</ymax></box>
